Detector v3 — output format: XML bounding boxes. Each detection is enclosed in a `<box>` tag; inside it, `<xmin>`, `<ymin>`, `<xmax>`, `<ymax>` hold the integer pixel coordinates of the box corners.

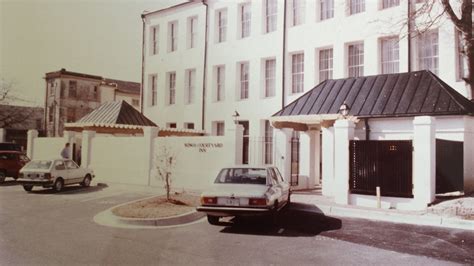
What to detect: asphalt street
<box><xmin>0</xmin><ymin>181</ymin><xmax>472</xmax><ymax>265</ymax></box>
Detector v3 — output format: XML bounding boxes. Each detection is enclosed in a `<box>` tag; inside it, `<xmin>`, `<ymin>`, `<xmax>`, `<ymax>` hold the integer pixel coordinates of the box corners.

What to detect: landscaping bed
<box><xmin>112</xmin><ymin>192</ymin><xmax>201</xmax><ymax>219</ymax></box>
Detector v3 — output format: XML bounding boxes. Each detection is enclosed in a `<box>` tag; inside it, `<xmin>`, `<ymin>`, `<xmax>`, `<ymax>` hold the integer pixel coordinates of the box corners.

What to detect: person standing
<box><xmin>61</xmin><ymin>143</ymin><xmax>70</xmax><ymax>159</ymax></box>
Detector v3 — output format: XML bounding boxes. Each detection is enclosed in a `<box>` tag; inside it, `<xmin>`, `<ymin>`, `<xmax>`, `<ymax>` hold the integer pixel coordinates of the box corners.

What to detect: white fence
<box><xmin>32</xmin><ymin>137</ymin><xmax>65</xmax><ymax>159</ymax></box>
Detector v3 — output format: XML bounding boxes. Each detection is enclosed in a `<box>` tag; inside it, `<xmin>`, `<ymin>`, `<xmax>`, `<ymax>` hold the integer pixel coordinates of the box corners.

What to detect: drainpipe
<box><xmin>407</xmin><ymin>0</ymin><xmax>412</xmax><ymax>72</ymax></box>
<box><xmin>364</xmin><ymin>118</ymin><xmax>370</xmax><ymax>140</ymax></box>
<box><xmin>140</xmin><ymin>15</ymin><xmax>146</xmax><ymax>113</ymax></box>
<box><xmin>201</xmin><ymin>0</ymin><xmax>209</xmax><ymax>131</ymax></box>
<box><xmin>281</xmin><ymin>0</ymin><xmax>288</xmax><ymax>109</ymax></box>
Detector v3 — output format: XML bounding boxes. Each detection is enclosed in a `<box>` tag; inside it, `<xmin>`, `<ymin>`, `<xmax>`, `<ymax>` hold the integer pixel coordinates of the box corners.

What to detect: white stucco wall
<box><xmin>32</xmin><ymin>138</ymin><xmax>67</xmax><ymax>160</ymax></box>
<box><xmin>90</xmin><ymin>137</ymin><xmax>147</xmax><ymax>185</ymax></box>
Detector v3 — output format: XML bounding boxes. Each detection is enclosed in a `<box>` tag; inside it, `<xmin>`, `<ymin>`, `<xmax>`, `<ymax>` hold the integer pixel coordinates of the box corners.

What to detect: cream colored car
<box><xmin>17</xmin><ymin>159</ymin><xmax>94</xmax><ymax>192</ymax></box>
<box><xmin>196</xmin><ymin>166</ymin><xmax>291</xmax><ymax>225</ymax></box>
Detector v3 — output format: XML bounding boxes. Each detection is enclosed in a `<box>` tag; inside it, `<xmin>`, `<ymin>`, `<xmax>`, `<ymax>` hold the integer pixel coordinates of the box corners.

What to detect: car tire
<box><xmin>81</xmin><ymin>174</ymin><xmax>91</xmax><ymax>187</ymax></box>
<box><xmin>53</xmin><ymin>178</ymin><xmax>64</xmax><ymax>192</ymax></box>
<box><xmin>207</xmin><ymin>215</ymin><xmax>220</xmax><ymax>225</ymax></box>
<box><xmin>0</xmin><ymin>171</ymin><xmax>6</xmax><ymax>183</ymax></box>
<box><xmin>23</xmin><ymin>185</ymin><xmax>33</xmax><ymax>192</ymax></box>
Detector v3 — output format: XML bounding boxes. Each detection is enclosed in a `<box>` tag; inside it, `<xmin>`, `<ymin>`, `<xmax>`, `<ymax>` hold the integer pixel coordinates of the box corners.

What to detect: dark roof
<box><xmin>45</xmin><ymin>68</ymin><xmax>102</xmax><ymax>80</ymax></box>
<box><xmin>103</xmin><ymin>78</ymin><xmax>140</xmax><ymax>94</ymax></box>
<box><xmin>274</xmin><ymin>71</ymin><xmax>474</xmax><ymax>118</ymax></box>
<box><xmin>76</xmin><ymin>100</ymin><xmax>156</xmax><ymax>126</ymax></box>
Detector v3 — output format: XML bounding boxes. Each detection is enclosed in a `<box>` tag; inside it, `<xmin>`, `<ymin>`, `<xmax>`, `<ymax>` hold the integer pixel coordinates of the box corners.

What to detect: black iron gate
<box><xmin>436</xmin><ymin>139</ymin><xmax>463</xmax><ymax>193</ymax></box>
<box><xmin>350</xmin><ymin>140</ymin><xmax>413</xmax><ymax>198</ymax></box>
<box><xmin>290</xmin><ymin>132</ymin><xmax>300</xmax><ymax>186</ymax></box>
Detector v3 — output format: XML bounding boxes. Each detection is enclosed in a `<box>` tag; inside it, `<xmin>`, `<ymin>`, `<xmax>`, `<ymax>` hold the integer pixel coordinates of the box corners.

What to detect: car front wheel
<box><xmin>207</xmin><ymin>215</ymin><xmax>220</xmax><ymax>225</ymax></box>
<box><xmin>23</xmin><ymin>185</ymin><xmax>33</xmax><ymax>192</ymax></box>
<box><xmin>53</xmin><ymin>178</ymin><xmax>64</xmax><ymax>192</ymax></box>
<box><xmin>81</xmin><ymin>174</ymin><xmax>91</xmax><ymax>187</ymax></box>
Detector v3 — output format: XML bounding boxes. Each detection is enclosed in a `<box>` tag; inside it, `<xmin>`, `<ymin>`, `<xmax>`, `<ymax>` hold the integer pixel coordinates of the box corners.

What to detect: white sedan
<box><xmin>17</xmin><ymin>159</ymin><xmax>94</xmax><ymax>192</ymax></box>
<box><xmin>196</xmin><ymin>166</ymin><xmax>291</xmax><ymax>225</ymax></box>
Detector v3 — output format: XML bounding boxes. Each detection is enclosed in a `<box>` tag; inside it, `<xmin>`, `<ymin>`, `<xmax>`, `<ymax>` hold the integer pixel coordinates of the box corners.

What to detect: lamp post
<box><xmin>232</xmin><ymin>110</ymin><xmax>240</xmax><ymax>124</ymax></box>
<box><xmin>339</xmin><ymin>102</ymin><xmax>350</xmax><ymax>118</ymax></box>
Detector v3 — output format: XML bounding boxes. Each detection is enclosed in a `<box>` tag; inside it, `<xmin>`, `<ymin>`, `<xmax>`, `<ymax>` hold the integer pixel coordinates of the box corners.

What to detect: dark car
<box><xmin>0</xmin><ymin>151</ymin><xmax>30</xmax><ymax>182</ymax></box>
<box><xmin>0</xmin><ymin>142</ymin><xmax>22</xmax><ymax>152</ymax></box>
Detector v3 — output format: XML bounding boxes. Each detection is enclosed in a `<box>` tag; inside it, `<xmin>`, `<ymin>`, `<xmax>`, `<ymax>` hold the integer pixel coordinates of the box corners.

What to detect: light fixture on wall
<box><xmin>232</xmin><ymin>110</ymin><xmax>240</xmax><ymax>124</ymax></box>
<box><xmin>339</xmin><ymin>101</ymin><xmax>350</xmax><ymax>118</ymax></box>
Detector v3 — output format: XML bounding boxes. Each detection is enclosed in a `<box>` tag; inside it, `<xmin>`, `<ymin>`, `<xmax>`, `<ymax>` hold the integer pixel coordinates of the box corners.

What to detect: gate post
<box><xmin>81</xmin><ymin>130</ymin><xmax>95</xmax><ymax>168</ymax></box>
<box><xmin>144</xmin><ymin>127</ymin><xmax>159</xmax><ymax>186</ymax></box>
<box><xmin>413</xmin><ymin>116</ymin><xmax>436</xmax><ymax>209</ymax></box>
<box><xmin>334</xmin><ymin>120</ymin><xmax>355</xmax><ymax>205</ymax></box>
<box><xmin>27</xmin><ymin>129</ymin><xmax>38</xmax><ymax>159</ymax></box>
<box><xmin>275</xmin><ymin>128</ymin><xmax>293</xmax><ymax>184</ymax></box>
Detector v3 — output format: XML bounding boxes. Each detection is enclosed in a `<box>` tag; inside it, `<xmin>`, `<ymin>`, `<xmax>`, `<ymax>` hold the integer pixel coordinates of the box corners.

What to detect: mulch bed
<box><xmin>112</xmin><ymin>193</ymin><xmax>201</xmax><ymax>219</ymax></box>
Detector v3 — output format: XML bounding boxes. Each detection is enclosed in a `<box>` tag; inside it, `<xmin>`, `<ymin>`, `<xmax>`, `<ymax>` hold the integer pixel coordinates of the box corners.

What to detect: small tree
<box><xmin>155</xmin><ymin>145</ymin><xmax>176</xmax><ymax>201</ymax></box>
<box><xmin>0</xmin><ymin>77</ymin><xmax>35</xmax><ymax>128</ymax></box>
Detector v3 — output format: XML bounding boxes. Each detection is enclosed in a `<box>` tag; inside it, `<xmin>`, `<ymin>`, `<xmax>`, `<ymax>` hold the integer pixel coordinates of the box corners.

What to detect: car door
<box><xmin>64</xmin><ymin>160</ymin><xmax>82</xmax><ymax>184</ymax></box>
<box><xmin>274</xmin><ymin>167</ymin><xmax>290</xmax><ymax>204</ymax></box>
<box><xmin>54</xmin><ymin>160</ymin><xmax>68</xmax><ymax>183</ymax></box>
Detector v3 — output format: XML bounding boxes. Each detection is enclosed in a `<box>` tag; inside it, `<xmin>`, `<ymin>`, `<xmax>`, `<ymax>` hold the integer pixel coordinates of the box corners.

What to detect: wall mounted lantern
<box><xmin>339</xmin><ymin>102</ymin><xmax>350</xmax><ymax>118</ymax></box>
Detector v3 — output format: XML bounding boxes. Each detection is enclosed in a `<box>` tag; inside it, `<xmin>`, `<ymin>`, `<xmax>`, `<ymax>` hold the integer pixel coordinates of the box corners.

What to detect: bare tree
<box><xmin>155</xmin><ymin>145</ymin><xmax>176</xmax><ymax>201</ymax></box>
<box><xmin>0</xmin><ymin>78</ymin><xmax>35</xmax><ymax>128</ymax></box>
<box><xmin>408</xmin><ymin>0</ymin><xmax>473</xmax><ymax>97</ymax></box>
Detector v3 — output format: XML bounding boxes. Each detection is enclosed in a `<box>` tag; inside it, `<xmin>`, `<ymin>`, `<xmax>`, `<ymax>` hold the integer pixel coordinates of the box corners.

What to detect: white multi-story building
<box><xmin>141</xmin><ymin>0</ymin><xmax>468</xmax><ymax>177</ymax></box>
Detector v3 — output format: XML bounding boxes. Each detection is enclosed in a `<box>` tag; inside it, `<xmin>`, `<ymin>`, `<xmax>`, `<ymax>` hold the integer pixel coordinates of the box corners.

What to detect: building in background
<box><xmin>0</xmin><ymin>105</ymin><xmax>44</xmax><ymax>150</ymax></box>
<box><xmin>141</xmin><ymin>0</ymin><xmax>468</xmax><ymax>186</ymax></box>
<box><xmin>44</xmin><ymin>68</ymin><xmax>141</xmax><ymax>137</ymax></box>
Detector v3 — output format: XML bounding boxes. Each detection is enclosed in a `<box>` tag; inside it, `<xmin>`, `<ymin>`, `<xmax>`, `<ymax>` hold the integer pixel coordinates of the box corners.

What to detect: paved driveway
<box><xmin>0</xmin><ymin>181</ymin><xmax>472</xmax><ymax>265</ymax></box>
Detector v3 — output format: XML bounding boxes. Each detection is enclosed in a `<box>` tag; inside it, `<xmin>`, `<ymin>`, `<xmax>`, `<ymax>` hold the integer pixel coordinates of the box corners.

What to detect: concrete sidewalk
<box><xmin>290</xmin><ymin>189</ymin><xmax>474</xmax><ymax>231</ymax></box>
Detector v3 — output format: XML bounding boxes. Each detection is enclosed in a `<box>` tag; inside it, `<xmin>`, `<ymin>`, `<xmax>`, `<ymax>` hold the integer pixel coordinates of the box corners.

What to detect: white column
<box><xmin>81</xmin><ymin>130</ymin><xmax>95</xmax><ymax>168</ymax></box>
<box><xmin>234</xmin><ymin>124</ymin><xmax>244</xmax><ymax>165</ymax></box>
<box><xmin>299</xmin><ymin>133</ymin><xmax>310</xmax><ymax>188</ymax></box>
<box><xmin>413</xmin><ymin>116</ymin><xmax>436</xmax><ymax>210</ymax></box>
<box><xmin>322</xmin><ymin>126</ymin><xmax>335</xmax><ymax>196</ymax></box>
<box><xmin>143</xmin><ymin>127</ymin><xmax>159</xmax><ymax>186</ymax></box>
<box><xmin>306</xmin><ymin>130</ymin><xmax>321</xmax><ymax>187</ymax></box>
<box><xmin>274</xmin><ymin>128</ymin><xmax>293</xmax><ymax>183</ymax></box>
<box><xmin>0</xmin><ymin>128</ymin><xmax>5</xmax><ymax>142</ymax></box>
<box><xmin>334</xmin><ymin>120</ymin><xmax>355</xmax><ymax>205</ymax></box>
<box><xmin>63</xmin><ymin>131</ymin><xmax>75</xmax><ymax>159</ymax></box>
<box><xmin>26</xmin><ymin>129</ymin><xmax>38</xmax><ymax>159</ymax></box>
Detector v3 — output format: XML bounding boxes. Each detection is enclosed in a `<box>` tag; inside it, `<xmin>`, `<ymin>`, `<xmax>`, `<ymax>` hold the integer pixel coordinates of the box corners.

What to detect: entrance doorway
<box><xmin>238</xmin><ymin>121</ymin><xmax>249</xmax><ymax>164</ymax></box>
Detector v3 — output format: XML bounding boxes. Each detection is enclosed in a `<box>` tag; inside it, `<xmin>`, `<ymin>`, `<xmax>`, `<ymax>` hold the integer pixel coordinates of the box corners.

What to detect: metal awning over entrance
<box><xmin>271</xmin><ymin>71</ymin><xmax>474</xmax><ymax>130</ymax></box>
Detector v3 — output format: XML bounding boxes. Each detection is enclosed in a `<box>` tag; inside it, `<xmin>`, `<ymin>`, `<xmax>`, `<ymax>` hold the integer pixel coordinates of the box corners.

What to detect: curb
<box><xmin>93</xmin><ymin>195</ymin><xmax>206</xmax><ymax>229</ymax></box>
<box><xmin>291</xmin><ymin>201</ymin><xmax>474</xmax><ymax>231</ymax></box>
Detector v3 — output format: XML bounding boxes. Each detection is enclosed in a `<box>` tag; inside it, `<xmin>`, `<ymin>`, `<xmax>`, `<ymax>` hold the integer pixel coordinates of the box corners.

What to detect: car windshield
<box><xmin>214</xmin><ymin>168</ymin><xmax>267</xmax><ymax>185</ymax></box>
<box><xmin>24</xmin><ymin>160</ymin><xmax>52</xmax><ymax>170</ymax></box>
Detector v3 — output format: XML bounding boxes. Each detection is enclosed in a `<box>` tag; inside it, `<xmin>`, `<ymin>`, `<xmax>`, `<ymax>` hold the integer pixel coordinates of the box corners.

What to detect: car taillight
<box><xmin>44</xmin><ymin>173</ymin><xmax>52</xmax><ymax>179</ymax></box>
<box><xmin>201</xmin><ymin>197</ymin><xmax>217</xmax><ymax>205</ymax></box>
<box><xmin>249</xmin><ymin>198</ymin><xmax>267</xmax><ymax>206</ymax></box>
<box><xmin>18</xmin><ymin>173</ymin><xmax>24</xmax><ymax>178</ymax></box>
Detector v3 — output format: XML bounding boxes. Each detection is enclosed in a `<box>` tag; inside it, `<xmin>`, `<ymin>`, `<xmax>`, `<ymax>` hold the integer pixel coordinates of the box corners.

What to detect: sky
<box><xmin>0</xmin><ymin>0</ymin><xmax>179</xmax><ymax>107</ymax></box>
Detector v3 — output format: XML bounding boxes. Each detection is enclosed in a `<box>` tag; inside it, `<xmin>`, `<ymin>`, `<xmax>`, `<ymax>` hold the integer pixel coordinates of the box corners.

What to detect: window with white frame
<box><xmin>457</xmin><ymin>30</ymin><xmax>468</xmax><ymax>81</ymax></box>
<box><xmin>188</xmin><ymin>17</ymin><xmax>197</xmax><ymax>49</ymax></box>
<box><xmin>292</xmin><ymin>53</ymin><xmax>304</xmax><ymax>93</ymax></box>
<box><xmin>348</xmin><ymin>43</ymin><xmax>364</xmax><ymax>77</ymax></box>
<box><xmin>167</xmin><ymin>123</ymin><xmax>177</xmax><ymax>128</ymax></box>
<box><xmin>239</xmin><ymin>62</ymin><xmax>249</xmax><ymax>100</ymax></box>
<box><xmin>264</xmin><ymin>120</ymin><xmax>273</xmax><ymax>164</ymax></box>
<box><xmin>240</xmin><ymin>3</ymin><xmax>251</xmax><ymax>38</ymax></box>
<box><xmin>381</xmin><ymin>37</ymin><xmax>399</xmax><ymax>74</ymax></box>
<box><xmin>292</xmin><ymin>0</ymin><xmax>305</xmax><ymax>26</ymax></box>
<box><xmin>185</xmin><ymin>69</ymin><xmax>196</xmax><ymax>104</ymax></box>
<box><xmin>265</xmin><ymin>0</ymin><xmax>277</xmax><ymax>33</ymax></box>
<box><xmin>215</xmin><ymin>121</ymin><xmax>225</xmax><ymax>136</ymax></box>
<box><xmin>216</xmin><ymin>66</ymin><xmax>225</xmax><ymax>101</ymax></box>
<box><xmin>349</xmin><ymin>0</ymin><xmax>365</xmax><ymax>15</ymax></box>
<box><xmin>169</xmin><ymin>21</ymin><xmax>178</xmax><ymax>52</ymax></box>
<box><xmin>150</xmin><ymin>74</ymin><xmax>157</xmax><ymax>106</ymax></box>
<box><xmin>320</xmin><ymin>0</ymin><xmax>334</xmax><ymax>20</ymax></box>
<box><xmin>382</xmin><ymin>0</ymin><xmax>399</xmax><ymax>9</ymax></box>
<box><xmin>319</xmin><ymin>48</ymin><xmax>333</xmax><ymax>82</ymax></box>
<box><xmin>151</xmin><ymin>26</ymin><xmax>159</xmax><ymax>55</ymax></box>
<box><xmin>168</xmin><ymin>72</ymin><xmax>176</xmax><ymax>105</ymax></box>
<box><xmin>265</xmin><ymin>59</ymin><xmax>276</xmax><ymax>97</ymax></box>
<box><xmin>216</xmin><ymin>9</ymin><xmax>227</xmax><ymax>43</ymax></box>
<box><xmin>417</xmin><ymin>29</ymin><xmax>438</xmax><ymax>75</ymax></box>
<box><xmin>184</xmin><ymin>122</ymin><xmax>195</xmax><ymax>129</ymax></box>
